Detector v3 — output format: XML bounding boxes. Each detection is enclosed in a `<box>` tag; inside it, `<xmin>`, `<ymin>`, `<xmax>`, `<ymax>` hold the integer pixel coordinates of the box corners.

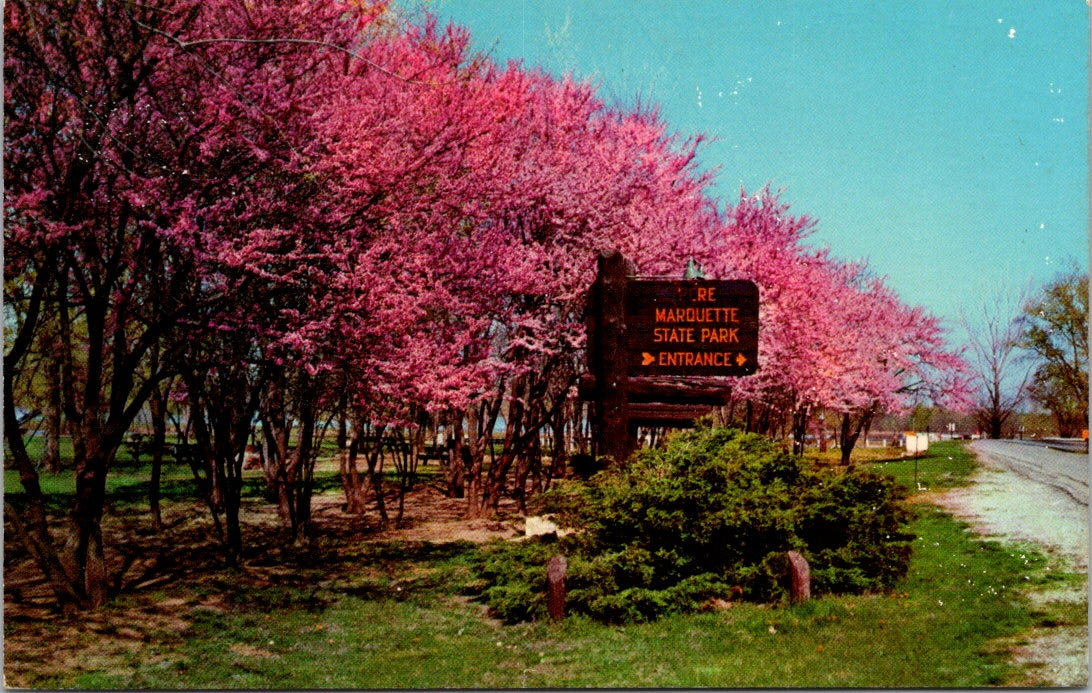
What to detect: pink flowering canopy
<box><xmin>6</xmin><ymin>0</ymin><xmax>969</xmax><ymax>432</ymax></box>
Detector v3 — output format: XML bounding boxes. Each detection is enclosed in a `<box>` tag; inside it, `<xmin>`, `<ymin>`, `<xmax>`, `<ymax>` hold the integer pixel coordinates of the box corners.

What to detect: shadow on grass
<box><xmin>5</xmin><ymin>470</ymin><xmax>347</xmax><ymax>513</ymax></box>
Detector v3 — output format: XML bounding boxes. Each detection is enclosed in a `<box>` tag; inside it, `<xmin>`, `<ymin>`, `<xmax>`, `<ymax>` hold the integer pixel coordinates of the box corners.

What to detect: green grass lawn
<box><xmin>52</xmin><ymin>506</ymin><xmax>1068</xmax><ymax>689</ymax></box>
<box><xmin>5</xmin><ymin>439</ymin><xmax>1085</xmax><ymax>688</ymax></box>
<box><xmin>865</xmin><ymin>440</ymin><xmax>978</xmax><ymax>492</ymax></box>
<box><xmin>3</xmin><ymin>436</ymin><xmax>350</xmax><ymax>506</ymax></box>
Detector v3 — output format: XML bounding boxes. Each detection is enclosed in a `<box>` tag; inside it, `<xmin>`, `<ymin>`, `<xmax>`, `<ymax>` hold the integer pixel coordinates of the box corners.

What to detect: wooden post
<box><xmin>786</xmin><ymin>550</ymin><xmax>811</xmax><ymax>603</ymax></box>
<box><xmin>546</xmin><ymin>554</ymin><xmax>567</xmax><ymax>621</ymax></box>
<box><xmin>589</xmin><ymin>250</ymin><xmax>634</xmax><ymax>465</ymax></box>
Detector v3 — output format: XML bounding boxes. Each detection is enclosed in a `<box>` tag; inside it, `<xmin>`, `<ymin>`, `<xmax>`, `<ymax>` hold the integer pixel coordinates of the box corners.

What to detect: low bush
<box><xmin>469</xmin><ymin>427</ymin><xmax>914</xmax><ymax>623</ymax></box>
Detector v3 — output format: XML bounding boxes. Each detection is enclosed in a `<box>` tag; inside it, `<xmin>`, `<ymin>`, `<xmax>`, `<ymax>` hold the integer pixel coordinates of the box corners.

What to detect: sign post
<box><xmin>587</xmin><ymin>250</ymin><xmax>635</xmax><ymax>464</ymax></box>
<box><xmin>585</xmin><ymin>250</ymin><xmax>759</xmax><ymax>463</ymax></box>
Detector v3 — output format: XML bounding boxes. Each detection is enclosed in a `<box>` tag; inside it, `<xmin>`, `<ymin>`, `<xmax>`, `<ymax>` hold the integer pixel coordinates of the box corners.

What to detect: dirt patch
<box><xmin>316</xmin><ymin>485</ymin><xmax>527</xmax><ymax>544</ymax></box>
<box><xmin>932</xmin><ymin>472</ymin><xmax>1088</xmax><ymax>572</ymax></box>
<box><xmin>1003</xmin><ymin>625</ymin><xmax>1089</xmax><ymax>687</ymax></box>
<box><xmin>228</xmin><ymin>642</ymin><xmax>276</xmax><ymax>659</ymax></box>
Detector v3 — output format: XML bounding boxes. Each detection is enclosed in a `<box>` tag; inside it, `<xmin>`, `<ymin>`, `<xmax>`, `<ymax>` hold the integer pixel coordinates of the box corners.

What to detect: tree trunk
<box><xmin>340</xmin><ymin>436</ymin><xmax>369</xmax><ymax>514</ymax></box>
<box><xmin>482</xmin><ymin>387</ymin><xmax>525</xmax><ymax>516</ymax></box>
<box><xmin>148</xmin><ymin>383</ymin><xmax>168</xmax><ymax>532</ymax></box>
<box><xmin>3</xmin><ymin>374</ymin><xmax>34</xmax><ymax>473</ymax></box>
<box><xmin>462</xmin><ymin>398</ymin><xmax>502</xmax><ymax>520</ymax></box>
<box><xmin>4</xmin><ymin>455</ymin><xmax>83</xmax><ymax>612</ymax></box>
<box><xmin>839</xmin><ymin>413</ymin><xmax>853</xmax><ymax>466</ymax></box>
<box><xmin>462</xmin><ymin>406</ymin><xmax>484</xmax><ymax>520</ymax></box>
<box><xmin>392</xmin><ymin>423</ymin><xmax>423</xmax><ymax>528</ymax></box>
<box><xmin>546</xmin><ymin>408</ymin><xmax>569</xmax><ymax>488</ymax></box>
<box><xmin>222</xmin><ymin>451</ymin><xmax>244</xmax><ymax>564</ymax></box>
<box><xmin>258</xmin><ymin>417</ymin><xmax>280</xmax><ymax>504</ymax></box>
<box><xmin>42</xmin><ymin>352</ymin><xmax>63</xmax><ymax>473</ymax></box>
<box><xmin>186</xmin><ymin>389</ymin><xmax>225</xmax><ymax>546</ymax></box>
<box><xmin>287</xmin><ymin>385</ymin><xmax>317</xmax><ymax>543</ymax></box>
<box><xmin>839</xmin><ymin>408</ymin><xmax>875</xmax><ymax>466</ymax></box>
<box><xmin>441</xmin><ymin>419</ymin><xmax>465</xmax><ymax>498</ymax></box>
<box><xmin>70</xmin><ymin>446</ymin><xmax>111</xmax><ymax>607</ymax></box>
<box><xmin>364</xmin><ymin>441</ymin><xmax>389</xmax><ymax>528</ymax></box>
<box><xmin>336</xmin><ymin>389</ymin><xmax>349</xmax><ymax>450</ymax></box>
<box><xmin>260</xmin><ymin>376</ymin><xmax>294</xmax><ymax>522</ymax></box>
<box><xmin>512</xmin><ymin>431</ymin><xmax>541</xmax><ymax>516</ymax></box>
<box><xmin>791</xmin><ymin>405</ymin><xmax>809</xmax><ymax>456</ymax></box>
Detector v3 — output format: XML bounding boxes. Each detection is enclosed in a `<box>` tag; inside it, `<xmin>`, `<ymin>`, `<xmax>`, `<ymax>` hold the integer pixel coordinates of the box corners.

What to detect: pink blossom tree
<box><xmin>700</xmin><ymin>191</ymin><xmax>971</xmax><ymax>461</ymax></box>
<box><xmin>6</xmin><ymin>0</ymin><xmax>236</xmax><ymax>609</ymax></box>
<box><xmin>299</xmin><ymin>24</ymin><xmax>722</xmax><ymax>518</ymax></box>
<box><xmin>4</xmin><ymin>0</ymin><xmax>394</xmax><ymax>602</ymax></box>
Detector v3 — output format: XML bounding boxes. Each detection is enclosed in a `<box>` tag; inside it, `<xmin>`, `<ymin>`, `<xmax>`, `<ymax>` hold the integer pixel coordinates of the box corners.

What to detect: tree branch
<box><xmin>131</xmin><ymin>18</ymin><xmax>442</xmax><ymax>86</ymax></box>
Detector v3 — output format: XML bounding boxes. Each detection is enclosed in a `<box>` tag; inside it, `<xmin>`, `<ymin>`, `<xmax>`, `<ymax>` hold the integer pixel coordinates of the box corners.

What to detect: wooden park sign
<box><xmin>584</xmin><ymin>250</ymin><xmax>759</xmax><ymax>463</ymax></box>
<box><xmin>626</xmin><ymin>279</ymin><xmax>758</xmax><ymax>377</ymax></box>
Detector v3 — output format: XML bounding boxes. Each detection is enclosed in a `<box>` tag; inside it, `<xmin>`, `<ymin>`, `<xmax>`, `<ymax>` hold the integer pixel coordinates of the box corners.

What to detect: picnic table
<box><xmin>123</xmin><ymin>434</ymin><xmax>163</xmax><ymax>464</ymax></box>
<box><xmin>417</xmin><ymin>442</ymin><xmax>453</xmax><ymax>465</ymax></box>
<box><xmin>172</xmin><ymin>443</ymin><xmax>202</xmax><ymax>466</ymax></box>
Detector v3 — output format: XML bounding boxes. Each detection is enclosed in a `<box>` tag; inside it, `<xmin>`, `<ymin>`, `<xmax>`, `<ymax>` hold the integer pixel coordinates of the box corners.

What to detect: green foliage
<box><xmin>473</xmin><ymin>427</ymin><xmax>913</xmax><ymax>623</ymax></box>
<box><xmin>470</xmin><ymin>539</ymin><xmax>557</xmax><ymax>623</ymax></box>
<box><xmin>1018</xmin><ymin>271</ymin><xmax>1089</xmax><ymax>436</ymax></box>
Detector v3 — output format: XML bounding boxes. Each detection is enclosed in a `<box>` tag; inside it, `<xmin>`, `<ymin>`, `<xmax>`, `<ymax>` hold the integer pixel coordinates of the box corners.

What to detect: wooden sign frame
<box><xmin>584</xmin><ymin>250</ymin><xmax>759</xmax><ymax>463</ymax></box>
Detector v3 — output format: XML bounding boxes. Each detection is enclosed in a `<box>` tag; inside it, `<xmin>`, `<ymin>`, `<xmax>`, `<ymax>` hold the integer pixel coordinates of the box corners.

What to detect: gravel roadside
<box><xmin>928</xmin><ymin>441</ymin><xmax>1088</xmax><ymax>686</ymax></box>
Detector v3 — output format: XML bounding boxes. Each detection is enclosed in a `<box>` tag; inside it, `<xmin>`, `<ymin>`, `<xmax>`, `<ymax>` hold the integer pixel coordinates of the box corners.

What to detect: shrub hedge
<box><xmin>467</xmin><ymin>427</ymin><xmax>914</xmax><ymax>623</ymax></box>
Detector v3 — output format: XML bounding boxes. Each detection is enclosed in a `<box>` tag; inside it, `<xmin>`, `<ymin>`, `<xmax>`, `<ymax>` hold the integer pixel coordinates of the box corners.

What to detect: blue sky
<box><xmin>431</xmin><ymin>1</ymin><xmax>1089</xmax><ymax>334</ymax></box>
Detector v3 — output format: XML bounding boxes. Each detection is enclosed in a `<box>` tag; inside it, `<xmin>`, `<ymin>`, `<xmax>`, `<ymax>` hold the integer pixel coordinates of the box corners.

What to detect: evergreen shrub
<box><xmin>469</xmin><ymin>427</ymin><xmax>914</xmax><ymax>623</ymax></box>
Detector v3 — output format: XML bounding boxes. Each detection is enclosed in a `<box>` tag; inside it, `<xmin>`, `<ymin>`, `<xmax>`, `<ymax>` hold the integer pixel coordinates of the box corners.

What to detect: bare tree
<box><xmin>960</xmin><ymin>287</ymin><xmax>1031</xmax><ymax>439</ymax></box>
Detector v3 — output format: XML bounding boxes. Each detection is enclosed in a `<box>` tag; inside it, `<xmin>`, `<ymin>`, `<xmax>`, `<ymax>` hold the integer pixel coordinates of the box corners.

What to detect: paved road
<box><xmin>970</xmin><ymin>439</ymin><xmax>1089</xmax><ymax>507</ymax></box>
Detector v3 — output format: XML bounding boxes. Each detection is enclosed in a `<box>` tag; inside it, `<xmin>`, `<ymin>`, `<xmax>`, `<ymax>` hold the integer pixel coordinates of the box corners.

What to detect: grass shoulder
<box><xmin>805</xmin><ymin>439</ymin><xmax>977</xmax><ymax>493</ymax></box>
<box><xmin>4</xmin><ymin>439</ymin><xmax>1081</xmax><ymax>687</ymax></box>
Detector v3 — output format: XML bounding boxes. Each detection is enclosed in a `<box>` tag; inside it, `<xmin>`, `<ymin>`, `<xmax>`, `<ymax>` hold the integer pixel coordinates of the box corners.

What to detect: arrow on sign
<box><xmin>642</xmin><ymin>352</ymin><xmax>656</xmax><ymax>366</ymax></box>
<box><xmin>735</xmin><ymin>353</ymin><xmax>747</xmax><ymax>366</ymax></box>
